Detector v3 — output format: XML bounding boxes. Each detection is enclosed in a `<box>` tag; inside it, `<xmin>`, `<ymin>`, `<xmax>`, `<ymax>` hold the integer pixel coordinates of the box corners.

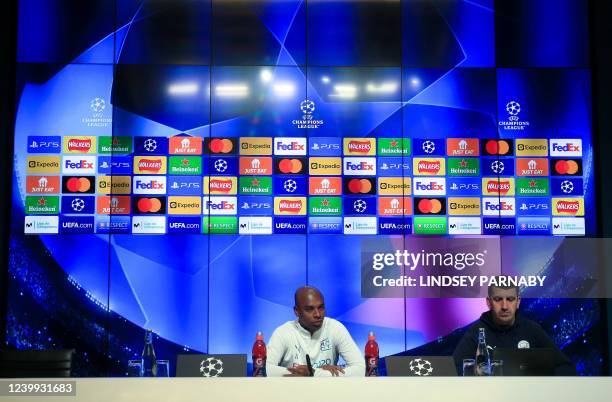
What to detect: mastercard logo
<box><xmin>554</xmin><ymin>159</ymin><xmax>581</xmax><ymax>175</ymax></box>
<box><xmin>483</xmin><ymin>140</ymin><xmax>513</xmax><ymax>156</ymax></box>
<box><xmin>277</xmin><ymin>158</ymin><xmax>304</xmax><ymax>174</ymax></box>
<box><xmin>136</xmin><ymin>197</ymin><xmax>165</xmax><ymax>213</ymax></box>
<box><xmin>64</xmin><ymin>177</ymin><xmax>93</xmax><ymax>193</ymax></box>
<box><xmin>208</xmin><ymin>138</ymin><xmax>234</xmax><ymax>154</ymax></box>
<box><xmin>346</xmin><ymin>178</ymin><xmax>374</xmax><ymax>194</ymax></box>
<box><xmin>415</xmin><ymin>198</ymin><xmax>446</xmax><ymax>215</ymax></box>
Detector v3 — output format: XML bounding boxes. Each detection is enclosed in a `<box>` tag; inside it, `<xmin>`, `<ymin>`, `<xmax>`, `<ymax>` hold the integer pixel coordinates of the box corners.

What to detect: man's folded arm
<box><xmin>265</xmin><ymin>328</ymin><xmax>292</xmax><ymax>377</ymax></box>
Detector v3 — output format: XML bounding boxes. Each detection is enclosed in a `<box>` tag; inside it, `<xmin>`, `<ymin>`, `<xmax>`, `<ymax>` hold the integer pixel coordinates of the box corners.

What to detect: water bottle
<box><xmin>475</xmin><ymin>328</ymin><xmax>491</xmax><ymax>376</ymax></box>
<box><xmin>252</xmin><ymin>331</ymin><xmax>267</xmax><ymax>377</ymax></box>
<box><xmin>141</xmin><ymin>329</ymin><xmax>158</xmax><ymax>377</ymax></box>
<box><xmin>365</xmin><ymin>331</ymin><xmax>379</xmax><ymax>376</ymax></box>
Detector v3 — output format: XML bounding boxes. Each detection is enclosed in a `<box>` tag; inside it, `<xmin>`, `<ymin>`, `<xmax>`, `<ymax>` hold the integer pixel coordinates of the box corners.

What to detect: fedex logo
<box><xmin>482</xmin><ymin>197</ymin><xmax>516</xmax><ymax>216</ymax></box>
<box><xmin>550</xmin><ymin>139</ymin><xmax>582</xmax><ymax>157</ymax></box>
<box><xmin>202</xmin><ymin>197</ymin><xmax>237</xmax><ymax>215</ymax></box>
<box><xmin>343</xmin><ymin>158</ymin><xmax>376</xmax><ymax>176</ymax></box>
<box><xmin>274</xmin><ymin>138</ymin><xmax>307</xmax><ymax>155</ymax></box>
<box><xmin>413</xmin><ymin>177</ymin><xmax>446</xmax><ymax>196</ymax></box>
<box><xmin>133</xmin><ymin>176</ymin><xmax>167</xmax><ymax>195</ymax></box>
<box><xmin>62</xmin><ymin>156</ymin><xmax>96</xmax><ymax>174</ymax></box>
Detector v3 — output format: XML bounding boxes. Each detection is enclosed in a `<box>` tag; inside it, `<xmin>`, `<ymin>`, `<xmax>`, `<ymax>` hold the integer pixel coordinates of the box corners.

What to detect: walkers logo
<box><xmin>98</xmin><ymin>136</ymin><xmax>132</xmax><ymax>154</ymax></box>
<box><xmin>169</xmin><ymin>136</ymin><xmax>203</xmax><ymax>155</ymax></box>
<box><xmin>482</xmin><ymin>139</ymin><xmax>514</xmax><ymax>156</ymax></box>
<box><xmin>552</xmin><ymin>198</ymin><xmax>584</xmax><ymax>216</ymax></box>
<box><xmin>517</xmin><ymin>197</ymin><xmax>550</xmax><ymax>216</ymax></box>
<box><xmin>238</xmin><ymin>196</ymin><xmax>273</xmax><ymax>216</ymax></box>
<box><xmin>167</xmin><ymin>217</ymin><xmax>202</xmax><ymax>234</ymax></box>
<box><xmin>62</xmin><ymin>136</ymin><xmax>96</xmax><ymax>154</ymax></box>
<box><xmin>203</xmin><ymin>197</ymin><xmax>238</xmax><ymax>215</ymax></box>
<box><xmin>60</xmin><ymin>216</ymin><xmax>95</xmax><ymax>234</ymax></box>
<box><xmin>343</xmin><ymin>197</ymin><xmax>376</xmax><ymax>215</ymax></box>
<box><xmin>96</xmin><ymin>216</ymin><xmax>130</xmax><ymax>234</ymax></box>
<box><xmin>552</xmin><ymin>217</ymin><xmax>585</xmax><ymax>236</ymax></box>
<box><xmin>61</xmin><ymin>196</ymin><xmax>95</xmax><ymax>214</ymax></box>
<box><xmin>515</xmin><ymin>139</ymin><xmax>548</xmax><ymax>157</ymax></box>
<box><xmin>62</xmin><ymin>176</ymin><xmax>95</xmax><ymax>194</ymax></box>
<box><xmin>25</xmin><ymin>196</ymin><xmax>60</xmax><ymax>214</ymax></box>
<box><xmin>275</xmin><ymin>157</ymin><xmax>306</xmax><ymax>174</ymax></box>
<box><xmin>343</xmin><ymin>217</ymin><xmax>377</xmax><ymax>235</ymax></box>
<box><xmin>62</xmin><ymin>156</ymin><xmax>96</xmax><ymax>174</ymax></box>
<box><xmin>550</xmin><ymin>139</ymin><xmax>582</xmax><ymax>157</ymax></box>
<box><xmin>552</xmin><ymin>159</ymin><xmax>583</xmax><ymax>176</ymax></box>
<box><xmin>24</xmin><ymin>216</ymin><xmax>59</xmax><ymax>234</ymax></box>
<box><xmin>97</xmin><ymin>176</ymin><xmax>131</xmax><ymax>194</ymax></box>
<box><xmin>26</xmin><ymin>176</ymin><xmax>60</xmax><ymax>194</ymax></box>
<box><xmin>308</xmin><ymin>217</ymin><xmax>342</xmax><ymax>234</ymax></box>
<box><xmin>413</xmin><ymin>158</ymin><xmax>445</xmax><ymax>176</ymax></box>
<box><xmin>309</xmin><ymin>197</ymin><xmax>342</xmax><ymax>216</ymax></box>
<box><xmin>378</xmin><ymin>217</ymin><xmax>412</xmax><ymax>235</ymax></box>
<box><xmin>516</xmin><ymin>158</ymin><xmax>548</xmax><ymax>176</ymax></box>
<box><xmin>97</xmin><ymin>196</ymin><xmax>131</xmax><ymax>215</ymax></box>
<box><xmin>482</xmin><ymin>217</ymin><xmax>516</xmax><ymax>235</ymax></box>
<box><xmin>168</xmin><ymin>176</ymin><xmax>201</xmax><ymax>196</ymax></box>
<box><xmin>206</xmin><ymin>138</ymin><xmax>236</xmax><ymax>154</ymax></box>
<box><xmin>274</xmin><ymin>197</ymin><xmax>307</xmax><ymax>215</ymax></box>
<box><xmin>204</xmin><ymin>176</ymin><xmax>237</xmax><ymax>195</ymax></box>
<box><xmin>210</xmin><ymin>157</ymin><xmax>238</xmax><ymax>175</ymax></box>
<box><xmin>482</xmin><ymin>158</ymin><xmax>515</xmax><ymax>176</ymax></box>
<box><xmin>132</xmin><ymin>216</ymin><xmax>166</xmax><ymax>234</ymax></box>
<box><xmin>377</xmin><ymin>157</ymin><xmax>411</xmax><ymax>177</ymax></box>
<box><xmin>448</xmin><ymin>217</ymin><xmax>482</xmax><ymax>235</ymax></box>
<box><xmin>203</xmin><ymin>217</ymin><xmax>238</xmax><ymax>234</ymax></box>
<box><xmin>133</xmin><ymin>176</ymin><xmax>167</xmax><ymax>195</ymax></box>
<box><xmin>239</xmin><ymin>176</ymin><xmax>272</xmax><ymax>195</ymax></box>
<box><xmin>271</xmin><ymin>176</ymin><xmax>305</xmax><ymax>196</ymax></box>
<box><xmin>482</xmin><ymin>197</ymin><xmax>516</xmax><ymax>216</ymax></box>
<box><xmin>343</xmin><ymin>158</ymin><xmax>376</xmax><ymax>176</ymax></box>
<box><xmin>239</xmin><ymin>217</ymin><xmax>273</xmax><ymax>235</ymax></box>
<box><xmin>448</xmin><ymin>198</ymin><xmax>481</xmax><ymax>216</ymax></box>
<box><xmin>309</xmin><ymin>177</ymin><xmax>342</xmax><ymax>196</ymax></box>
<box><xmin>516</xmin><ymin>178</ymin><xmax>549</xmax><ymax>196</ymax></box>
<box><xmin>240</xmin><ymin>137</ymin><xmax>272</xmax><ymax>155</ymax></box>
<box><xmin>413</xmin><ymin>139</ymin><xmax>445</xmax><ymax>156</ymax></box>
<box><xmin>274</xmin><ymin>217</ymin><xmax>308</xmax><ymax>234</ymax></box>
<box><xmin>447</xmin><ymin>178</ymin><xmax>481</xmax><ymax>197</ymax></box>
<box><xmin>551</xmin><ymin>178</ymin><xmax>583</xmax><ymax>196</ymax></box>
<box><xmin>134</xmin><ymin>137</ymin><xmax>168</xmax><ymax>155</ymax></box>
<box><xmin>446</xmin><ymin>139</ymin><xmax>479</xmax><ymax>157</ymax></box>
<box><xmin>27</xmin><ymin>136</ymin><xmax>61</xmax><ymax>153</ymax></box>
<box><xmin>239</xmin><ymin>157</ymin><xmax>273</xmax><ymax>175</ymax></box>
<box><xmin>517</xmin><ymin>217</ymin><xmax>550</xmax><ymax>235</ymax></box>
<box><xmin>168</xmin><ymin>196</ymin><xmax>202</xmax><ymax>215</ymax></box>
<box><xmin>133</xmin><ymin>156</ymin><xmax>166</xmax><ymax>174</ymax></box>
<box><xmin>378</xmin><ymin>197</ymin><xmax>412</xmax><ymax>216</ymax></box>
<box><xmin>98</xmin><ymin>156</ymin><xmax>132</xmax><ymax>174</ymax></box>
<box><xmin>413</xmin><ymin>217</ymin><xmax>447</xmax><ymax>235</ymax></box>
<box><xmin>378</xmin><ymin>177</ymin><xmax>411</xmax><ymax>196</ymax></box>
<box><xmin>482</xmin><ymin>177</ymin><xmax>515</xmax><ymax>196</ymax></box>
<box><xmin>169</xmin><ymin>156</ymin><xmax>202</xmax><ymax>175</ymax></box>
<box><xmin>309</xmin><ymin>157</ymin><xmax>342</xmax><ymax>175</ymax></box>
<box><xmin>309</xmin><ymin>137</ymin><xmax>341</xmax><ymax>156</ymax></box>
<box><xmin>413</xmin><ymin>177</ymin><xmax>446</xmax><ymax>196</ymax></box>
<box><xmin>414</xmin><ymin>197</ymin><xmax>446</xmax><ymax>215</ymax></box>
<box><xmin>343</xmin><ymin>138</ymin><xmax>376</xmax><ymax>156</ymax></box>
<box><xmin>133</xmin><ymin>196</ymin><xmax>167</xmax><ymax>214</ymax></box>
<box><xmin>447</xmin><ymin>158</ymin><xmax>479</xmax><ymax>176</ymax></box>
<box><xmin>27</xmin><ymin>156</ymin><xmax>61</xmax><ymax>174</ymax></box>
<box><xmin>377</xmin><ymin>138</ymin><xmax>411</xmax><ymax>156</ymax></box>
<box><xmin>344</xmin><ymin>178</ymin><xmax>376</xmax><ymax>195</ymax></box>
<box><xmin>274</xmin><ymin>137</ymin><xmax>307</xmax><ymax>156</ymax></box>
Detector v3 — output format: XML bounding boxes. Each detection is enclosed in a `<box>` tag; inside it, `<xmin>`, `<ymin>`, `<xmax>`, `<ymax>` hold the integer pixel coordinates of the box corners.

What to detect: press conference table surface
<box><xmin>2</xmin><ymin>377</ymin><xmax>612</xmax><ymax>402</ymax></box>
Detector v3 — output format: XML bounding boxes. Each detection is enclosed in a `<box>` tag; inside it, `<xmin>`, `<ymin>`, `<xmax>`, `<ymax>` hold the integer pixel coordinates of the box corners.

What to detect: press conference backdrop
<box><xmin>6</xmin><ymin>0</ymin><xmax>604</xmax><ymax>376</ymax></box>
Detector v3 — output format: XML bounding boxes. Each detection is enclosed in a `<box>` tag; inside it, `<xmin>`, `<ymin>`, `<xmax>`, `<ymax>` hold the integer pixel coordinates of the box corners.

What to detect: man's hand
<box><xmin>318</xmin><ymin>365</ymin><xmax>345</xmax><ymax>377</ymax></box>
<box><xmin>284</xmin><ymin>365</ymin><xmax>311</xmax><ymax>377</ymax></box>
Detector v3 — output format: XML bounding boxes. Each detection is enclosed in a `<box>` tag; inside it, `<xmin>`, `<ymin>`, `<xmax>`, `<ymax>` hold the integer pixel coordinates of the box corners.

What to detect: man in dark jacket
<box><xmin>452</xmin><ymin>283</ymin><xmax>575</xmax><ymax>375</ymax></box>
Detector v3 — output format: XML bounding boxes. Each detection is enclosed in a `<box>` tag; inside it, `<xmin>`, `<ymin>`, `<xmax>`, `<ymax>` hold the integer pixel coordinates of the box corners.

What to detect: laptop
<box><xmin>385</xmin><ymin>356</ymin><xmax>458</xmax><ymax>377</ymax></box>
<box><xmin>492</xmin><ymin>348</ymin><xmax>556</xmax><ymax>376</ymax></box>
<box><xmin>176</xmin><ymin>354</ymin><xmax>247</xmax><ymax>377</ymax></box>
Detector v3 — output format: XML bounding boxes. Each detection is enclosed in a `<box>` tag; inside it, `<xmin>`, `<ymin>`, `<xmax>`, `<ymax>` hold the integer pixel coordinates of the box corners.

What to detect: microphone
<box><xmin>305</xmin><ymin>354</ymin><xmax>314</xmax><ymax>377</ymax></box>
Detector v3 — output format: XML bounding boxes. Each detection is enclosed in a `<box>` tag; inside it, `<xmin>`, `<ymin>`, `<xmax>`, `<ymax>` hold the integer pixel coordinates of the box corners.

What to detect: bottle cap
<box><xmin>256</xmin><ymin>331</ymin><xmax>264</xmax><ymax>340</ymax></box>
<box><xmin>368</xmin><ymin>331</ymin><xmax>375</xmax><ymax>340</ymax></box>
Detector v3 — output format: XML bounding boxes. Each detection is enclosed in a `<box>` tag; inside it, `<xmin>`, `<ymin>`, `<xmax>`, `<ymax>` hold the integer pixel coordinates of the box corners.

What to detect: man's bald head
<box><xmin>293</xmin><ymin>286</ymin><xmax>325</xmax><ymax>334</ymax></box>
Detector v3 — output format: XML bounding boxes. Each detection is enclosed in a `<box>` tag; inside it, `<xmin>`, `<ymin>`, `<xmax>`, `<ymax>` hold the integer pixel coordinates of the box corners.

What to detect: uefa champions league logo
<box><xmin>506</xmin><ymin>101</ymin><xmax>521</xmax><ymax>121</ymax></box>
<box><xmin>82</xmin><ymin>96</ymin><xmax>111</xmax><ymax>128</ymax></box>
<box><xmin>292</xmin><ymin>99</ymin><xmax>324</xmax><ymax>129</ymax></box>
<box><xmin>300</xmin><ymin>99</ymin><xmax>315</xmax><ymax>115</ymax></box>
<box><xmin>199</xmin><ymin>357</ymin><xmax>224</xmax><ymax>377</ymax></box>
<box><xmin>499</xmin><ymin>100</ymin><xmax>529</xmax><ymax>131</ymax></box>
<box><xmin>90</xmin><ymin>97</ymin><xmax>106</xmax><ymax>113</ymax></box>
<box><xmin>408</xmin><ymin>358</ymin><xmax>434</xmax><ymax>376</ymax></box>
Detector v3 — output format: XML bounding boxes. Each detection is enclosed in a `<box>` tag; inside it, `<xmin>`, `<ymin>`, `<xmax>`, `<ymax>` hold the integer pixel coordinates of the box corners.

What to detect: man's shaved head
<box><xmin>293</xmin><ymin>286</ymin><xmax>325</xmax><ymax>334</ymax></box>
<box><xmin>294</xmin><ymin>286</ymin><xmax>323</xmax><ymax>307</ymax></box>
